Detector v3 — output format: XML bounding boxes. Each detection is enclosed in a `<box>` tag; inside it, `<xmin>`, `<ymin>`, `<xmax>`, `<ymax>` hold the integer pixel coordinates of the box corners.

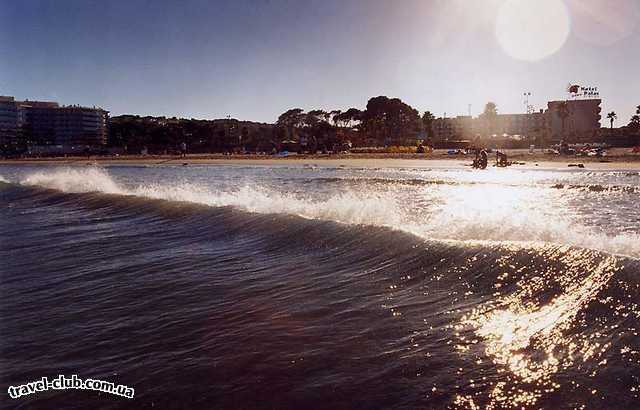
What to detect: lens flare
<box><xmin>496</xmin><ymin>0</ymin><xmax>571</xmax><ymax>61</ymax></box>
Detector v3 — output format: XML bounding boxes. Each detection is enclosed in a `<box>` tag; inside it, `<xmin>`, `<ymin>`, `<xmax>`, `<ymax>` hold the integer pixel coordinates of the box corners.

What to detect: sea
<box><xmin>1</xmin><ymin>162</ymin><xmax>639</xmax><ymax>409</ymax></box>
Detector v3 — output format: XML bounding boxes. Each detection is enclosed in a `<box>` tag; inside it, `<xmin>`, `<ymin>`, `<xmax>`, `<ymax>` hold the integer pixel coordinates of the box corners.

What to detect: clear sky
<box><xmin>1</xmin><ymin>0</ymin><xmax>638</xmax><ymax>125</ymax></box>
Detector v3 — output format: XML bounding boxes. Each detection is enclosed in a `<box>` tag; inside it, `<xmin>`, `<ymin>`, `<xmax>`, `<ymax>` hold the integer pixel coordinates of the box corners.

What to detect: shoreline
<box><xmin>1</xmin><ymin>151</ymin><xmax>640</xmax><ymax>170</ymax></box>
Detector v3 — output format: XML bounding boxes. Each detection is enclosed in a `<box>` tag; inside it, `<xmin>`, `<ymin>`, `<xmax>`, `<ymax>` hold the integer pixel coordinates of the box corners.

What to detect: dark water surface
<box><xmin>1</xmin><ymin>164</ymin><xmax>639</xmax><ymax>409</ymax></box>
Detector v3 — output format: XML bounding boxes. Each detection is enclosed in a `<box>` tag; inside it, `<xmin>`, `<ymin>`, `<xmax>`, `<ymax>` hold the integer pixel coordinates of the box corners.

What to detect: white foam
<box><xmin>19</xmin><ymin>167</ymin><xmax>640</xmax><ymax>259</ymax></box>
<box><xmin>133</xmin><ymin>183</ymin><xmax>403</xmax><ymax>227</ymax></box>
<box><xmin>22</xmin><ymin>168</ymin><xmax>124</xmax><ymax>194</ymax></box>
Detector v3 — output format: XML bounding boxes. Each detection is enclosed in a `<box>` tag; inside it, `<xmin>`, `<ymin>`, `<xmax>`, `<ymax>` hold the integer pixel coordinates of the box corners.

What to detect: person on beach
<box><xmin>180</xmin><ymin>141</ymin><xmax>187</xmax><ymax>158</ymax></box>
<box><xmin>473</xmin><ymin>148</ymin><xmax>488</xmax><ymax>169</ymax></box>
<box><xmin>496</xmin><ymin>150</ymin><xmax>508</xmax><ymax>167</ymax></box>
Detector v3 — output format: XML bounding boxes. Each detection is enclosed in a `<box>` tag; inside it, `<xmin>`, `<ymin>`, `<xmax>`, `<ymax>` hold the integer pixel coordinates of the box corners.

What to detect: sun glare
<box><xmin>496</xmin><ymin>0</ymin><xmax>570</xmax><ymax>61</ymax></box>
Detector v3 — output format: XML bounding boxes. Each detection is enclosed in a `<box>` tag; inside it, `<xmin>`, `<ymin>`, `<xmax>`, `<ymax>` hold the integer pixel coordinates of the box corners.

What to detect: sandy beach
<box><xmin>2</xmin><ymin>148</ymin><xmax>639</xmax><ymax>170</ymax></box>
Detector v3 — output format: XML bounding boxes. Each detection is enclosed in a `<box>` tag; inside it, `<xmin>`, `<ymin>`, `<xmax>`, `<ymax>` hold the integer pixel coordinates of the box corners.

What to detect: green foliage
<box><xmin>422</xmin><ymin>111</ymin><xmax>435</xmax><ymax>138</ymax></box>
<box><xmin>273</xmin><ymin>97</ymin><xmax>421</xmax><ymax>150</ymax></box>
<box><xmin>479</xmin><ymin>102</ymin><xmax>499</xmax><ymax>136</ymax></box>
<box><xmin>108</xmin><ymin>115</ymin><xmax>275</xmax><ymax>153</ymax></box>
<box><xmin>482</xmin><ymin>102</ymin><xmax>498</xmax><ymax>117</ymax></box>
<box><xmin>629</xmin><ymin>115</ymin><xmax>640</xmax><ymax>131</ymax></box>
<box><xmin>108</xmin><ymin>96</ymin><xmax>426</xmax><ymax>153</ymax></box>
<box><xmin>334</xmin><ymin>108</ymin><xmax>362</xmax><ymax>128</ymax></box>
<box><xmin>360</xmin><ymin>96</ymin><xmax>421</xmax><ymax>145</ymax></box>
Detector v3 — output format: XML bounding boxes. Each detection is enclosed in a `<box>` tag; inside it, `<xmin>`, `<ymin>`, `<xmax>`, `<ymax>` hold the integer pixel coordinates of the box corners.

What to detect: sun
<box><xmin>495</xmin><ymin>0</ymin><xmax>571</xmax><ymax>62</ymax></box>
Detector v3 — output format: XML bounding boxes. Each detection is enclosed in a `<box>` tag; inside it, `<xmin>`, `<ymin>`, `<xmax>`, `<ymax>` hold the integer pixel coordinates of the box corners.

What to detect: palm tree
<box><xmin>556</xmin><ymin>101</ymin><xmax>570</xmax><ymax>140</ymax></box>
<box><xmin>607</xmin><ymin>111</ymin><xmax>617</xmax><ymax>129</ymax></box>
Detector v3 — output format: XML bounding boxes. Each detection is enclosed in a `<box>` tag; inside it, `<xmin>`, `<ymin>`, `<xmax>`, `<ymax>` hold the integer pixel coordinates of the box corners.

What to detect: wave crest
<box><xmin>17</xmin><ymin>167</ymin><xmax>640</xmax><ymax>258</ymax></box>
<box><xmin>22</xmin><ymin>168</ymin><xmax>124</xmax><ymax>194</ymax></box>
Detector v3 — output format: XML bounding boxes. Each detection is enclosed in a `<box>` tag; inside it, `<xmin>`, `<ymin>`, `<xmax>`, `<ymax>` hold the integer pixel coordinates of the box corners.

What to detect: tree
<box><xmin>277</xmin><ymin>108</ymin><xmax>305</xmax><ymax>140</ymax></box>
<box><xmin>556</xmin><ymin>101</ymin><xmax>570</xmax><ymax>140</ymax></box>
<box><xmin>483</xmin><ymin>102</ymin><xmax>498</xmax><ymax>116</ymax></box>
<box><xmin>107</xmin><ymin>115</ymin><xmax>276</xmax><ymax>154</ymax></box>
<box><xmin>360</xmin><ymin>96</ymin><xmax>420</xmax><ymax>146</ymax></box>
<box><xmin>311</xmin><ymin>120</ymin><xmax>339</xmax><ymax>152</ymax></box>
<box><xmin>333</xmin><ymin>111</ymin><xmax>348</xmax><ymax>127</ymax></box>
<box><xmin>480</xmin><ymin>102</ymin><xmax>498</xmax><ymax>135</ymax></box>
<box><xmin>607</xmin><ymin>111</ymin><xmax>617</xmax><ymax>129</ymax></box>
<box><xmin>637</xmin><ymin>105</ymin><xmax>640</xmax><ymax>115</ymax></box>
<box><xmin>304</xmin><ymin>109</ymin><xmax>337</xmax><ymax>152</ymax></box>
<box><xmin>629</xmin><ymin>115</ymin><xmax>640</xmax><ymax>131</ymax></box>
<box><xmin>305</xmin><ymin>109</ymin><xmax>328</xmax><ymax>127</ymax></box>
<box><xmin>421</xmin><ymin>111</ymin><xmax>435</xmax><ymax>139</ymax></box>
<box><xmin>330</xmin><ymin>110</ymin><xmax>342</xmax><ymax>126</ymax></box>
<box><xmin>335</xmin><ymin>108</ymin><xmax>362</xmax><ymax>128</ymax></box>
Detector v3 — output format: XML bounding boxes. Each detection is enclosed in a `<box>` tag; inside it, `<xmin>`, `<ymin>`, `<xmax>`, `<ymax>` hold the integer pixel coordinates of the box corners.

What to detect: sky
<box><xmin>1</xmin><ymin>0</ymin><xmax>639</xmax><ymax>124</ymax></box>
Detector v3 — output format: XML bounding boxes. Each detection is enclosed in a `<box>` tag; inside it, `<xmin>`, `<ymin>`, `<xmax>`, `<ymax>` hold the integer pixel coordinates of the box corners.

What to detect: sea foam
<box><xmin>19</xmin><ymin>167</ymin><xmax>640</xmax><ymax>258</ymax></box>
<box><xmin>22</xmin><ymin>168</ymin><xmax>124</xmax><ymax>195</ymax></box>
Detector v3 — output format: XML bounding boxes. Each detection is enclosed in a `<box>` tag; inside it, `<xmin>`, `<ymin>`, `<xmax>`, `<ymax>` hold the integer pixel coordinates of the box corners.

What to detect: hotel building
<box><xmin>0</xmin><ymin>96</ymin><xmax>108</xmax><ymax>148</ymax></box>
<box><xmin>0</xmin><ymin>96</ymin><xmax>19</xmax><ymax>145</ymax></box>
<box><xmin>432</xmin><ymin>99</ymin><xmax>601</xmax><ymax>145</ymax></box>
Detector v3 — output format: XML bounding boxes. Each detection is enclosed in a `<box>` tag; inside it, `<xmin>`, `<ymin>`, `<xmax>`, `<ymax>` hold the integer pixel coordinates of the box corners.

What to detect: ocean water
<box><xmin>1</xmin><ymin>163</ymin><xmax>639</xmax><ymax>409</ymax></box>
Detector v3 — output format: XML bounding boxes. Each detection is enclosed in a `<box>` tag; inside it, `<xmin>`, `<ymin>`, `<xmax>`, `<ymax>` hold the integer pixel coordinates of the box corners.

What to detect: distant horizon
<box><xmin>1</xmin><ymin>0</ymin><xmax>639</xmax><ymax>125</ymax></box>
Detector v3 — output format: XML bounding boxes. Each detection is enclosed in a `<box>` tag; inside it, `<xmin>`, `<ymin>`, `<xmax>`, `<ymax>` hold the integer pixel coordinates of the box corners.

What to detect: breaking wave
<box><xmin>3</xmin><ymin>166</ymin><xmax>640</xmax><ymax>409</ymax></box>
<box><xmin>13</xmin><ymin>167</ymin><xmax>640</xmax><ymax>258</ymax></box>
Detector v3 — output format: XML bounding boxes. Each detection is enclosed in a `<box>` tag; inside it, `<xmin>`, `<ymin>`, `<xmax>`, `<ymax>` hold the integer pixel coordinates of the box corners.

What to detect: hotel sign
<box><xmin>567</xmin><ymin>84</ymin><xmax>599</xmax><ymax>99</ymax></box>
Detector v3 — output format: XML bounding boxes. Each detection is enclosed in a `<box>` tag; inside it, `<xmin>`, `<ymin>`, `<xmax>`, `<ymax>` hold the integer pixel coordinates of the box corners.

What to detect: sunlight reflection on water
<box><xmin>455</xmin><ymin>248</ymin><xmax>623</xmax><ymax>408</ymax></box>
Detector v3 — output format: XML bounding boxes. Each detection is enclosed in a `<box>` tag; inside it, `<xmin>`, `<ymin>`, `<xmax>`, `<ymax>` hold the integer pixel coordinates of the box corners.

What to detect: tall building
<box><xmin>19</xmin><ymin>101</ymin><xmax>60</xmax><ymax>145</ymax></box>
<box><xmin>0</xmin><ymin>96</ymin><xmax>19</xmax><ymax>145</ymax></box>
<box><xmin>54</xmin><ymin>106</ymin><xmax>108</xmax><ymax>145</ymax></box>
<box><xmin>0</xmin><ymin>96</ymin><xmax>108</xmax><ymax>148</ymax></box>
<box><xmin>431</xmin><ymin>98</ymin><xmax>600</xmax><ymax>146</ymax></box>
<box><xmin>478</xmin><ymin>112</ymin><xmax>546</xmax><ymax>136</ymax></box>
<box><xmin>433</xmin><ymin>112</ymin><xmax>546</xmax><ymax>143</ymax></box>
<box><xmin>546</xmin><ymin>99</ymin><xmax>601</xmax><ymax>143</ymax></box>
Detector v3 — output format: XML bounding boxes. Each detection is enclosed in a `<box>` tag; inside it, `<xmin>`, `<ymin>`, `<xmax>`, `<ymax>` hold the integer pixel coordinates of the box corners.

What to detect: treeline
<box><xmin>108</xmin><ymin>96</ymin><xmax>436</xmax><ymax>153</ymax></box>
<box><xmin>109</xmin><ymin>116</ymin><xmax>276</xmax><ymax>154</ymax></box>
<box><xmin>627</xmin><ymin>105</ymin><xmax>640</xmax><ymax>130</ymax></box>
